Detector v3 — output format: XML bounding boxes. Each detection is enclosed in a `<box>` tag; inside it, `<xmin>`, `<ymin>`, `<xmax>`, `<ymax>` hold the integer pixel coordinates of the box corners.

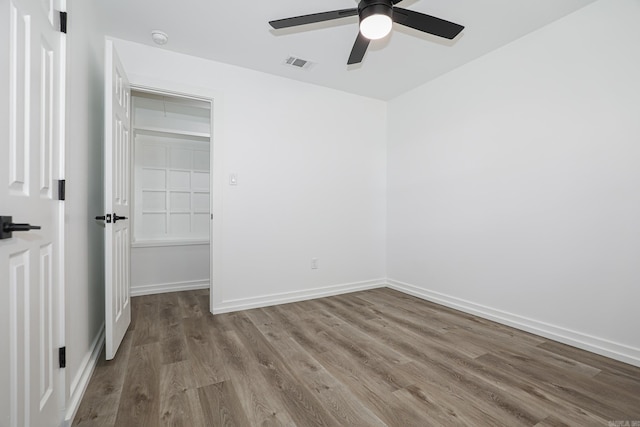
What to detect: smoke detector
<box><xmin>151</xmin><ymin>30</ymin><xmax>169</xmax><ymax>45</ymax></box>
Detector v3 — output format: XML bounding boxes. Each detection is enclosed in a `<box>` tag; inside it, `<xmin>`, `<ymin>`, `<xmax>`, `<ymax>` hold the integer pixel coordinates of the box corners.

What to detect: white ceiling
<box><xmin>95</xmin><ymin>0</ymin><xmax>597</xmax><ymax>100</ymax></box>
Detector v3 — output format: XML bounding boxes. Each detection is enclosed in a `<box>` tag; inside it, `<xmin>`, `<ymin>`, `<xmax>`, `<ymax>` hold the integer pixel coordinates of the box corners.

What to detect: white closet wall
<box><xmin>130</xmin><ymin>92</ymin><xmax>211</xmax><ymax>295</ymax></box>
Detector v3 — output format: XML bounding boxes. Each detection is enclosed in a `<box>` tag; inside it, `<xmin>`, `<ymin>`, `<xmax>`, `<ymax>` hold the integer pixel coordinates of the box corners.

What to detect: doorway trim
<box><xmin>126</xmin><ymin>74</ymin><xmax>224</xmax><ymax>313</ymax></box>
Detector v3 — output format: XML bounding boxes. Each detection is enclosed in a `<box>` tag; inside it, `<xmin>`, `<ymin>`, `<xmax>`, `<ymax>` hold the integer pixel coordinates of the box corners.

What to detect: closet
<box><xmin>129</xmin><ymin>90</ymin><xmax>211</xmax><ymax>295</ymax></box>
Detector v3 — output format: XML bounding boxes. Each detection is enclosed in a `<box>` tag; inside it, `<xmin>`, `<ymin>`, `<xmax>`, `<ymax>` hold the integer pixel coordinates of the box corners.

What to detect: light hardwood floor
<box><xmin>73</xmin><ymin>288</ymin><xmax>640</xmax><ymax>426</ymax></box>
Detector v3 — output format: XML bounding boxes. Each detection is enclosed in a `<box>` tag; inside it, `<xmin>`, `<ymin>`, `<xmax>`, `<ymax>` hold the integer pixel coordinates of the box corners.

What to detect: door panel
<box><xmin>1</xmin><ymin>0</ymin><xmax>63</xmax><ymax>425</ymax></box>
<box><xmin>9</xmin><ymin>0</ymin><xmax>30</xmax><ymax>196</ymax></box>
<box><xmin>8</xmin><ymin>250</ymin><xmax>30</xmax><ymax>427</ymax></box>
<box><xmin>104</xmin><ymin>40</ymin><xmax>132</xmax><ymax>360</ymax></box>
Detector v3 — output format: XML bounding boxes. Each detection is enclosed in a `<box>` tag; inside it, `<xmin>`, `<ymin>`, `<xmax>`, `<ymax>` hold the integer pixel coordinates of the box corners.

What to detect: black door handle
<box><xmin>6</xmin><ymin>223</ymin><xmax>41</xmax><ymax>231</ymax></box>
<box><xmin>95</xmin><ymin>214</ymin><xmax>112</xmax><ymax>223</ymax></box>
<box><xmin>0</xmin><ymin>216</ymin><xmax>41</xmax><ymax>240</ymax></box>
<box><xmin>113</xmin><ymin>214</ymin><xmax>128</xmax><ymax>223</ymax></box>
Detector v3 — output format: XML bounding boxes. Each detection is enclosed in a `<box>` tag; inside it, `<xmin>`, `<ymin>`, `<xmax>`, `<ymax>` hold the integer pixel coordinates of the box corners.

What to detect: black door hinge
<box><xmin>57</xmin><ymin>179</ymin><xmax>65</xmax><ymax>201</ymax></box>
<box><xmin>59</xmin><ymin>347</ymin><xmax>66</xmax><ymax>368</ymax></box>
<box><xmin>59</xmin><ymin>11</ymin><xmax>67</xmax><ymax>33</ymax></box>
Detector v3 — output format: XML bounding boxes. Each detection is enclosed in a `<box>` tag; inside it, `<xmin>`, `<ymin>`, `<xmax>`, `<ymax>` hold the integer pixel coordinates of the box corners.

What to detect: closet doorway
<box><xmin>129</xmin><ymin>89</ymin><xmax>212</xmax><ymax>297</ymax></box>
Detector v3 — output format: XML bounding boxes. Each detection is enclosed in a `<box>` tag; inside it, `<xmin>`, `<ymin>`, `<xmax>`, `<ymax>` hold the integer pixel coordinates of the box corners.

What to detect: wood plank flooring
<box><xmin>73</xmin><ymin>288</ymin><xmax>640</xmax><ymax>426</ymax></box>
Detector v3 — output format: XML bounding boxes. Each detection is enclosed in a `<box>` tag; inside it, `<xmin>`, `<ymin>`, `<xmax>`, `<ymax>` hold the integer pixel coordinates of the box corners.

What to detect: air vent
<box><xmin>283</xmin><ymin>56</ymin><xmax>314</xmax><ymax>70</ymax></box>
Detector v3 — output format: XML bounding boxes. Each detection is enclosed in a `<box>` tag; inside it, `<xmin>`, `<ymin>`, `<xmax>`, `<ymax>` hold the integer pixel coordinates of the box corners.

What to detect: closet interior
<box><xmin>129</xmin><ymin>90</ymin><xmax>211</xmax><ymax>295</ymax></box>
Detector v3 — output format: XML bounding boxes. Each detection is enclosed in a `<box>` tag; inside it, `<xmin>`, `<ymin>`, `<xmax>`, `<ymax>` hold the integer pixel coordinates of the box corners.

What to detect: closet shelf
<box><xmin>131</xmin><ymin>239</ymin><xmax>209</xmax><ymax>248</ymax></box>
<box><xmin>134</xmin><ymin>125</ymin><xmax>210</xmax><ymax>140</ymax></box>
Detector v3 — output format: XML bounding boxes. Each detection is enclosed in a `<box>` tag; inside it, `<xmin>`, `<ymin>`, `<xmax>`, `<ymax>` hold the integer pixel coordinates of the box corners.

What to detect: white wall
<box><xmin>64</xmin><ymin>0</ymin><xmax>106</xmax><ymax>421</ymax></box>
<box><xmin>113</xmin><ymin>39</ymin><xmax>388</xmax><ymax>311</ymax></box>
<box><xmin>387</xmin><ymin>0</ymin><xmax>640</xmax><ymax>366</ymax></box>
<box><xmin>131</xmin><ymin>244</ymin><xmax>209</xmax><ymax>295</ymax></box>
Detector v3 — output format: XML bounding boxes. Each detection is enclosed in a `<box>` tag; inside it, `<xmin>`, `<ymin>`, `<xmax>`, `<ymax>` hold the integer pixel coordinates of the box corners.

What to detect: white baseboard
<box><xmin>63</xmin><ymin>324</ymin><xmax>105</xmax><ymax>426</ymax></box>
<box><xmin>386</xmin><ymin>279</ymin><xmax>640</xmax><ymax>368</ymax></box>
<box><xmin>212</xmin><ymin>279</ymin><xmax>386</xmax><ymax>314</ymax></box>
<box><xmin>130</xmin><ymin>279</ymin><xmax>210</xmax><ymax>297</ymax></box>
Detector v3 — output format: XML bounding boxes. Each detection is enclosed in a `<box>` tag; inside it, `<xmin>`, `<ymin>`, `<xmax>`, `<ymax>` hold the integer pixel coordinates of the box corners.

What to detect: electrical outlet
<box><xmin>311</xmin><ymin>258</ymin><xmax>318</xmax><ymax>269</ymax></box>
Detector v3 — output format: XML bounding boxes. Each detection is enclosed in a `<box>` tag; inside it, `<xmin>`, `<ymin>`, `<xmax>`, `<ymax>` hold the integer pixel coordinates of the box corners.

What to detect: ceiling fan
<box><xmin>269</xmin><ymin>0</ymin><xmax>464</xmax><ymax>65</ymax></box>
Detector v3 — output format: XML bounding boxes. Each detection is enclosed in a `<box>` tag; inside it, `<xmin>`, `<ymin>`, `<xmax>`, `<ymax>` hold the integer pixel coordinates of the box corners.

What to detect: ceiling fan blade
<box><xmin>347</xmin><ymin>32</ymin><xmax>370</xmax><ymax>65</ymax></box>
<box><xmin>393</xmin><ymin>8</ymin><xmax>464</xmax><ymax>39</ymax></box>
<box><xmin>269</xmin><ymin>9</ymin><xmax>358</xmax><ymax>29</ymax></box>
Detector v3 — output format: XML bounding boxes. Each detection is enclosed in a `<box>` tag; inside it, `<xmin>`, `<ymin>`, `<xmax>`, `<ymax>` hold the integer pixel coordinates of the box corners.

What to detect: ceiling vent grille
<box><xmin>283</xmin><ymin>56</ymin><xmax>314</xmax><ymax>70</ymax></box>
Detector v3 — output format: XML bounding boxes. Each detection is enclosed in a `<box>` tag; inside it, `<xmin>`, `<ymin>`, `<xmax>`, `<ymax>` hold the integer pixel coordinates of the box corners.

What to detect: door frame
<box><xmin>125</xmin><ymin>75</ymin><xmax>224</xmax><ymax>311</ymax></box>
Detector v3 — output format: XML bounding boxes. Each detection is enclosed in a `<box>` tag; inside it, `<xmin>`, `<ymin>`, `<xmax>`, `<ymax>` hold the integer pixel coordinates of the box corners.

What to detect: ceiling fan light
<box><xmin>360</xmin><ymin>14</ymin><xmax>392</xmax><ymax>40</ymax></box>
<box><xmin>359</xmin><ymin>2</ymin><xmax>393</xmax><ymax>40</ymax></box>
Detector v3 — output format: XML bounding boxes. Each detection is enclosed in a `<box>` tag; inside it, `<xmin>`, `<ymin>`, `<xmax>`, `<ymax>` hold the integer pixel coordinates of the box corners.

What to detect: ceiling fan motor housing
<box><xmin>358</xmin><ymin>0</ymin><xmax>393</xmax><ymax>22</ymax></box>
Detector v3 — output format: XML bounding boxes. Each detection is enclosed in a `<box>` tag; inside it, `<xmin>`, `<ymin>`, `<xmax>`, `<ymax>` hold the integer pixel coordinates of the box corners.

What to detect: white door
<box><xmin>0</xmin><ymin>0</ymin><xmax>65</xmax><ymax>425</ymax></box>
<box><xmin>103</xmin><ymin>40</ymin><xmax>132</xmax><ymax>360</ymax></box>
